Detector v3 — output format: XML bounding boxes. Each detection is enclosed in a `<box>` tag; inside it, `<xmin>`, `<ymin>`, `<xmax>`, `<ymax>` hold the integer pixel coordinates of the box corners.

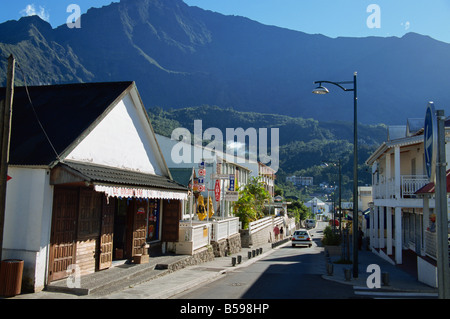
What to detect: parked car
<box><xmin>291</xmin><ymin>229</ymin><xmax>313</xmax><ymax>247</ymax></box>
<box><xmin>305</xmin><ymin>219</ymin><xmax>316</xmax><ymax>229</ymax></box>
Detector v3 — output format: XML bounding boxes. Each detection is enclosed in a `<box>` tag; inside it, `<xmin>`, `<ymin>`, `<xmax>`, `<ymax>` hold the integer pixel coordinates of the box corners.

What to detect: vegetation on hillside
<box><xmin>147</xmin><ymin>105</ymin><xmax>386</xmax><ymax>202</ymax></box>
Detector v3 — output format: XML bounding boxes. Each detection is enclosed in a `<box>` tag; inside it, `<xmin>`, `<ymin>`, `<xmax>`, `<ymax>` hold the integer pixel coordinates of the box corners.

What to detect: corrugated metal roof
<box><xmin>0</xmin><ymin>82</ymin><xmax>134</xmax><ymax>166</ymax></box>
<box><xmin>60</xmin><ymin>161</ymin><xmax>187</xmax><ymax>192</ymax></box>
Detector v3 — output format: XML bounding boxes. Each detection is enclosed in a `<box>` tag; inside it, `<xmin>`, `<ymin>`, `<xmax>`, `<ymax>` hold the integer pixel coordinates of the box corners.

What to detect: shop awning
<box><xmin>51</xmin><ymin>161</ymin><xmax>188</xmax><ymax>200</ymax></box>
<box><xmin>94</xmin><ymin>184</ymin><xmax>187</xmax><ymax>200</ymax></box>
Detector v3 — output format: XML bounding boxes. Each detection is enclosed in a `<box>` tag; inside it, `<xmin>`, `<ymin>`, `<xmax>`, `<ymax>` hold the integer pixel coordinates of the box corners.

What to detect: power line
<box><xmin>16</xmin><ymin>62</ymin><xmax>61</xmax><ymax>161</ymax></box>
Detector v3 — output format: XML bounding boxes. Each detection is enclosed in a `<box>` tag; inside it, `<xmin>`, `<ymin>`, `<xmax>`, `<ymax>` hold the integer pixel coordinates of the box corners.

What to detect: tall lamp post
<box><xmin>313</xmin><ymin>72</ymin><xmax>359</xmax><ymax>278</ymax></box>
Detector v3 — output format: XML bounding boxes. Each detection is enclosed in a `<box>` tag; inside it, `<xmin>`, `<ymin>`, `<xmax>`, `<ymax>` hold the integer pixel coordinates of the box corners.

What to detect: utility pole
<box><xmin>0</xmin><ymin>54</ymin><xmax>15</xmax><ymax>261</ymax></box>
<box><xmin>436</xmin><ymin>109</ymin><xmax>450</xmax><ymax>299</ymax></box>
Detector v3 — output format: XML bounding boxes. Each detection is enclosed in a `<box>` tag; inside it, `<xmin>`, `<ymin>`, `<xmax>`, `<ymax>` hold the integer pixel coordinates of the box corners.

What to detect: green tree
<box><xmin>287</xmin><ymin>200</ymin><xmax>311</xmax><ymax>224</ymax></box>
<box><xmin>233</xmin><ymin>177</ymin><xmax>271</xmax><ymax>229</ymax></box>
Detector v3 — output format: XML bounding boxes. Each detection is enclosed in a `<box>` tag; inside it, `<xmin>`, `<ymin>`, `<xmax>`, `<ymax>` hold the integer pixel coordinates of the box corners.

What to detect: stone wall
<box><xmin>240</xmin><ymin>229</ymin><xmax>251</xmax><ymax>248</ymax></box>
<box><xmin>240</xmin><ymin>224</ymin><xmax>274</xmax><ymax>248</ymax></box>
<box><xmin>168</xmin><ymin>246</ymin><xmax>215</xmax><ymax>272</ymax></box>
<box><xmin>227</xmin><ymin>233</ymin><xmax>241</xmax><ymax>255</ymax></box>
<box><xmin>251</xmin><ymin>223</ymin><xmax>274</xmax><ymax>247</ymax></box>
<box><xmin>211</xmin><ymin>233</ymin><xmax>242</xmax><ymax>257</ymax></box>
<box><xmin>211</xmin><ymin>239</ymin><xmax>228</xmax><ymax>257</ymax></box>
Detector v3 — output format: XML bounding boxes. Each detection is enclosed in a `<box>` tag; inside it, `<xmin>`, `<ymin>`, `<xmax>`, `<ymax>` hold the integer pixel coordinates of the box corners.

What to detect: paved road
<box><xmin>172</xmin><ymin>223</ymin><xmax>356</xmax><ymax>299</ymax></box>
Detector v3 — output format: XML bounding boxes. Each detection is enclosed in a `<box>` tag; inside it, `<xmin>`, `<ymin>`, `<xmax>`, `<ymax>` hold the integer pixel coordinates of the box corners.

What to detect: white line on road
<box><xmin>354</xmin><ymin>289</ymin><xmax>438</xmax><ymax>298</ymax></box>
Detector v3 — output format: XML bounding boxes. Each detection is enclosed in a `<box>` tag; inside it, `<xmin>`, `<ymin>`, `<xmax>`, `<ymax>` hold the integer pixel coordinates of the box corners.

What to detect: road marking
<box><xmin>353</xmin><ymin>287</ymin><xmax>438</xmax><ymax>298</ymax></box>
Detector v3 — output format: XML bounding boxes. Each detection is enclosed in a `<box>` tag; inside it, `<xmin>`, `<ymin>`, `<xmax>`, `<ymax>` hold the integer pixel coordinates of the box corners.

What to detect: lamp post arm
<box><xmin>314</xmin><ymin>80</ymin><xmax>355</xmax><ymax>92</ymax></box>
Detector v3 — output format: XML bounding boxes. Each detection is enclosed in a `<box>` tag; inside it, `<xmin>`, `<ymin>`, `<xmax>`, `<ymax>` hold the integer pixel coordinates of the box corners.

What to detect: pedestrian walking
<box><xmin>274</xmin><ymin>225</ymin><xmax>280</xmax><ymax>241</ymax></box>
<box><xmin>358</xmin><ymin>227</ymin><xmax>363</xmax><ymax>250</ymax></box>
<box><xmin>280</xmin><ymin>226</ymin><xmax>284</xmax><ymax>240</ymax></box>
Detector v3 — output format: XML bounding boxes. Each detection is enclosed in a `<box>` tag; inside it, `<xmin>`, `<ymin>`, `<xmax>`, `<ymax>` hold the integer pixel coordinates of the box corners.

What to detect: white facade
<box><xmin>305</xmin><ymin>197</ymin><xmax>326</xmax><ymax>215</ymax></box>
<box><xmin>65</xmin><ymin>91</ymin><xmax>167</xmax><ymax>176</ymax></box>
<box><xmin>156</xmin><ymin>134</ymin><xmax>252</xmax><ymax>219</ymax></box>
<box><xmin>3</xmin><ymin>167</ymin><xmax>53</xmax><ymax>291</ymax></box>
<box><xmin>366</xmin><ymin>120</ymin><xmax>450</xmax><ymax>287</ymax></box>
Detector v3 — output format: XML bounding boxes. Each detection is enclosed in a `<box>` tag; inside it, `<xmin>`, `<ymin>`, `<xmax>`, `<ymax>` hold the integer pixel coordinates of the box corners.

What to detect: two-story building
<box><xmin>366</xmin><ymin>118</ymin><xmax>450</xmax><ymax>287</ymax></box>
<box><xmin>156</xmin><ymin>134</ymin><xmax>251</xmax><ymax>256</ymax></box>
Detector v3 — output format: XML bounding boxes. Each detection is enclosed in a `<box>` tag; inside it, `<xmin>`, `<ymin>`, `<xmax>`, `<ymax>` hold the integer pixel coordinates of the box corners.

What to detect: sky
<box><xmin>0</xmin><ymin>0</ymin><xmax>450</xmax><ymax>43</ymax></box>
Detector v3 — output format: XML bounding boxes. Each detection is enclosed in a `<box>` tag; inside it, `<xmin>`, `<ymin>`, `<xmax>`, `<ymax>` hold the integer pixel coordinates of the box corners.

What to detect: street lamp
<box><xmin>313</xmin><ymin>72</ymin><xmax>359</xmax><ymax>278</ymax></box>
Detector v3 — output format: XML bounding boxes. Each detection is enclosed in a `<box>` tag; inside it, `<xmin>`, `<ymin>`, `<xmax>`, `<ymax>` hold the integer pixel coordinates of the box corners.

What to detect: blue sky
<box><xmin>1</xmin><ymin>0</ymin><xmax>449</xmax><ymax>43</ymax></box>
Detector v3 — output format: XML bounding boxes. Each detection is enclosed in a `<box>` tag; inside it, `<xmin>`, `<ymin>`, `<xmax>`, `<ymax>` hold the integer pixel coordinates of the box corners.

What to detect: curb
<box><xmin>148</xmin><ymin>241</ymin><xmax>292</xmax><ymax>299</ymax></box>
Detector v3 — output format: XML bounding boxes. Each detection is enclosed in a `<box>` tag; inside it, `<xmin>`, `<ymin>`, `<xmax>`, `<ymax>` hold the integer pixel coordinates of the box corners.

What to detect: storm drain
<box><xmin>230</xmin><ymin>282</ymin><xmax>246</xmax><ymax>287</ymax></box>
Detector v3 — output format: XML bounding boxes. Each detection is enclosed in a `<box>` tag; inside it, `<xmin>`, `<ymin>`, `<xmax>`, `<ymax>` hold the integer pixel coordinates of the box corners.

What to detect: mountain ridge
<box><xmin>1</xmin><ymin>0</ymin><xmax>449</xmax><ymax>124</ymax></box>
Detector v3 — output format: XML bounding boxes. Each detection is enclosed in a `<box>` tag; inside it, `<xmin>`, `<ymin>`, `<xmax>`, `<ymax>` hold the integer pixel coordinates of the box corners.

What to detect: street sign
<box><xmin>229</xmin><ymin>175</ymin><xmax>235</xmax><ymax>191</ymax></box>
<box><xmin>424</xmin><ymin>102</ymin><xmax>438</xmax><ymax>182</ymax></box>
<box><xmin>198</xmin><ymin>169</ymin><xmax>206</xmax><ymax>176</ymax></box>
<box><xmin>225</xmin><ymin>191</ymin><xmax>239</xmax><ymax>202</ymax></box>
<box><xmin>214</xmin><ymin>180</ymin><xmax>220</xmax><ymax>201</ymax></box>
<box><xmin>211</xmin><ymin>174</ymin><xmax>229</xmax><ymax>180</ymax></box>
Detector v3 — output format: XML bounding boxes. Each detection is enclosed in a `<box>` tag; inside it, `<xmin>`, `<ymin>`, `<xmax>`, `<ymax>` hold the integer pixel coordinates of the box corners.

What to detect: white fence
<box><xmin>211</xmin><ymin>217</ymin><xmax>240</xmax><ymax>242</ymax></box>
<box><xmin>177</xmin><ymin>221</ymin><xmax>211</xmax><ymax>255</ymax></box>
<box><xmin>248</xmin><ymin>216</ymin><xmax>273</xmax><ymax>235</ymax></box>
<box><xmin>177</xmin><ymin>218</ymin><xmax>240</xmax><ymax>255</ymax></box>
<box><xmin>248</xmin><ymin>215</ymin><xmax>295</xmax><ymax>236</ymax></box>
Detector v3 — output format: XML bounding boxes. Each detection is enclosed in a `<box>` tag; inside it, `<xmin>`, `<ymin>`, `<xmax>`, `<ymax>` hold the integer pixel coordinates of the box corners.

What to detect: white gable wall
<box><xmin>66</xmin><ymin>92</ymin><xmax>165</xmax><ymax>176</ymax></box>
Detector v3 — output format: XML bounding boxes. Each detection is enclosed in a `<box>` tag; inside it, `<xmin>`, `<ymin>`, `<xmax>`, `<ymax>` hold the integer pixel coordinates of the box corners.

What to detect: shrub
<box><xmin>322</xmin><ymin>226</ymin><xmax>342</xmax><ymax>246</ymax></box>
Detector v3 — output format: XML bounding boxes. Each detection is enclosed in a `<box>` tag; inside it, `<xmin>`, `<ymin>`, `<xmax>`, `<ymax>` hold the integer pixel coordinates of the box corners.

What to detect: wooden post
<box><xmin>0</xmin><ymin>54</ymin><xmax>15</xmax><ymax>261</ymax></box>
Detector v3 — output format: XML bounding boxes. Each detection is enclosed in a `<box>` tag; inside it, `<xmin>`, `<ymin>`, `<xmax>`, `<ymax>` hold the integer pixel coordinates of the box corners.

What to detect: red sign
<box><xmin>7</xmin><ymin>175</ymin><xmax>11</xmax><ymax>182</ymax></box>
<box><xmin>215</xmin><ymin>180</ymin><xmax>220</xmax><ymax>201</ymax></box>
<box><xmin>198</xmin><ymin>169</ymin><xmax>206</xmax><ymax>176</ymax></box>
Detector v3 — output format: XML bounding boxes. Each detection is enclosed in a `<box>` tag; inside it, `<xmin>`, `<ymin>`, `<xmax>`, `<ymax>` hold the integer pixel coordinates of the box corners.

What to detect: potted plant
<box><xmin>322</xmin><ymin>226</ymin><xmax>342</xmax><ymax>257</ymax></box>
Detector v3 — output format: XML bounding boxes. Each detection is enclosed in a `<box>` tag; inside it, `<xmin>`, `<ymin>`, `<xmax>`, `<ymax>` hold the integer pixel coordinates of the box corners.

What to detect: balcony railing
<box><xmin>374</xmin><ymin>175</ymin><xmax>429</xmax><ymax>199</ymax></box>
<box><xmin>401</xmin><ymin>175</ymin><xmax>429</xmax><ymax>198</ymax></box>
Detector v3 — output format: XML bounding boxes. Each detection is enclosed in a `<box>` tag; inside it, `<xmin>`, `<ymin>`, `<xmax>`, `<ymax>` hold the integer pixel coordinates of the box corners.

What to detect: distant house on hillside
<box><xmin>0</xmin><ymin>82</ymin><xmax>187</xmax><ymax>293</ymax></box>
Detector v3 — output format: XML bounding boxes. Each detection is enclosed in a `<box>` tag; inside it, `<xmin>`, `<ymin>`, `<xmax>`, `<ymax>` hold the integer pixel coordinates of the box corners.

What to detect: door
<box><xmin>132</xmin><ymin>201</ymin><xmax>148</xmax><ymax>256</ymax></box>
<box><xmin>161</xmin><ymin>200</ymin><xmax>181</xmax><ymax>242</ymax></box>
<box><xmin>49</xmin><ymin>188</ymin><xmax>79</xmax><ymax>282</ymax></box>
<box><xmin>99</xmin><ymin>197</ymin><xmax>115</xmax><ymax>270</ymax></box>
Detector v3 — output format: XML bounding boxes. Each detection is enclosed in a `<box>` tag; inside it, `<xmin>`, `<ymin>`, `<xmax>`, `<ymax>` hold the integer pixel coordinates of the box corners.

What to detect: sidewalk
<box><xmin>9</xmin><ymin>240</ymin><xmax>286</xmax><ymax>299</ymax></box>
<box><xmin>8</xmin><ymin>236</ymin><xmax>438</xmax><ymax>299</ymax></box>
<box><xmin>321</xmin><ymin>246</ymin><xmax>439</xmax><ymax>295</ymax></box>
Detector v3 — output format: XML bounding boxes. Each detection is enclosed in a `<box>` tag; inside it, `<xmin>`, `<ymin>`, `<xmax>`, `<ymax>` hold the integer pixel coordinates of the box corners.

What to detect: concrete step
<box><xmin>46</xmin><ymin>254</ymin><xmax>192</xmax><ymax>296</ymax></box>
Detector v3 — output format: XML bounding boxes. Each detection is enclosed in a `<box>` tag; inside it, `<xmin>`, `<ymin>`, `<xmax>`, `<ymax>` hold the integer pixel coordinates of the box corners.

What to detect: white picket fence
<box><xmin>177</xmin><ymin>221</ymin><xmax>211</xmax><ymax>255</ymax></box>
<box><xmin>210</xmin><ymin>217</ymin><xmax>240</xmax><ymax>242</ymax></box>
<box><xmin>177</xmin><ymin>217</ymin><xmax>240</xmax><ymax>255</ymax></box>
<box><xmin>248</xmin><ymin>215</ymin><xmax>295</xmax><ymax>236</ymax></box>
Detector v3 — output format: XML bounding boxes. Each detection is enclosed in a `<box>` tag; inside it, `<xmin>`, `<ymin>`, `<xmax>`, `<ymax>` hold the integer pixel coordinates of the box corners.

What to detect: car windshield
<box><xmin>294</xmin><ymin>231</ymin><xmax>307</xmax><ymax>236</ymax></box>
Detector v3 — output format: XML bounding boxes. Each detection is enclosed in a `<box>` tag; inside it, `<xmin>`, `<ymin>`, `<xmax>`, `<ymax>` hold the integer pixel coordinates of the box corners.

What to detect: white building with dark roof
<box><xmin>0</xmin><ymin>82</ymin><xmax>187</xmax><ymax>292</ymax></box>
